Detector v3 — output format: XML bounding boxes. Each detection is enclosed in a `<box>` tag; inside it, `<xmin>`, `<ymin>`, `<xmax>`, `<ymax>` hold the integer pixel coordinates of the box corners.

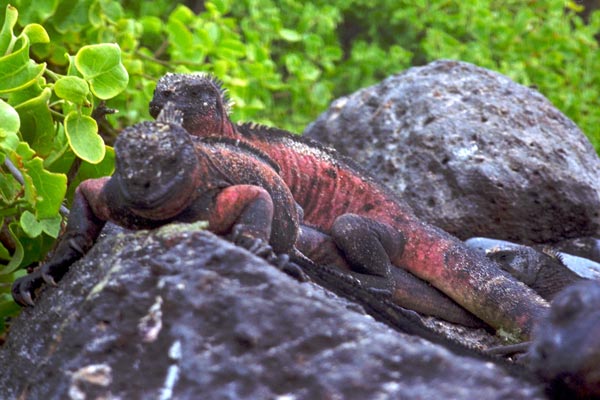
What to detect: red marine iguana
<box><xmin>10</xmin><ymin>103</ymin><xmax>481</xmax><ymax>350</ymax></box>
<box><xmin>149</xmin><ymin>73</ymin><xmax>550</xmax><ymax>339</ymax></box>
<box><xmin>11</xmin><ymin>104</ymin><xmax>303</xmax><ymax>306</ymax></box>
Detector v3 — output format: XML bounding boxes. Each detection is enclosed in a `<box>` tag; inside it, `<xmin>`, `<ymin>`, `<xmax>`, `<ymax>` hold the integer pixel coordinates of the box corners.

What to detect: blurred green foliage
<box><xmin>0</xmin><ymin>0</ymin><xmax>599</xmax><ymax>331</ymax></box>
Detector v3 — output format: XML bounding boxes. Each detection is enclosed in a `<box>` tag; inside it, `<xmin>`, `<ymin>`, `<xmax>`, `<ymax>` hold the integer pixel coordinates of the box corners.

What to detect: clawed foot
<box><xmin>231</xmin><ymin>233</ymin><xmax>309</xmax><ymax>282</ymax></box>
<box><xmin>12</xmin><ymin>270</ymin><xmax>44</xmax><ymax>307</ymax></box>
<box><xmin>11</xmin><ymin>264</ymin><xmax>63</xmax><ymax>307</ymax></box>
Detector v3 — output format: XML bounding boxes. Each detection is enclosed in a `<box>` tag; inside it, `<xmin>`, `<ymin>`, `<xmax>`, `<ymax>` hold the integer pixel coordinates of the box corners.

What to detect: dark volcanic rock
<box><xmin>0</xmin><ymin>223</ymin><xmax>545</xmax><ymax>399</ymax></box>
<box><xmin>529</xmin><ymin>280</ymin><xmax>600</xmax><ymax>399</ymax></box>
<box><xmin>304</xmin><ymin>60</ymin><xmax>600</xmax><ymax>244</ymax></box>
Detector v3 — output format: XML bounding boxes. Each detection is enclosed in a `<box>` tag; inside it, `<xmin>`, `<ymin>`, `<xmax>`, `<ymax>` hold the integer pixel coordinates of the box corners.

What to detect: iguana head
<box><xmin>114</xmin><ymin>103</ymin><xmax>200</xmax><ymax>220</ymax></box>
<box><xmin>149</xmin><ymin>73</ymin><xmax>234</xmax><ymax>137</ymax></box>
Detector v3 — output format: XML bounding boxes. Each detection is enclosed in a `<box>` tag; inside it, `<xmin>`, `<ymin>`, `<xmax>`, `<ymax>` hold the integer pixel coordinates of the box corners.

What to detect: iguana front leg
<box><xmin>12</xmin><ymin>178</ymin><xmax>109</xmax><ymax>306</ymax></box>
<box><xmin>204</xmin><ymin>184</ymin><xmax>307</xmax><ymax>281</ymax></box>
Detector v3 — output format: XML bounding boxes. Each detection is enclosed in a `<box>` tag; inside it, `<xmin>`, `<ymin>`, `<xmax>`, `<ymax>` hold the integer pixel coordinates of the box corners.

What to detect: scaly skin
<box><xmin>149</xmin><ymin>73</ymin><xmax>549</xmax><ymax>338</ymax></box>
<box><xmin>465</xmin><ymin>237</ymin><xmax>586</xmax><ymax>301</ymax></box>
<box><xmin>11</xmin><ymin>104</ymin><xmax>300</xmax><ymax>306</ymax></box>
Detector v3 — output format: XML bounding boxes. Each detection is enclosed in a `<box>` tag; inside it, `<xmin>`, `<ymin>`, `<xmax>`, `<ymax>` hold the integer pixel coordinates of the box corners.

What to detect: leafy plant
<box><xmin>0</xmin><ymin>4</ymin><xmax>125</xmax><ymax>329</ymax></box>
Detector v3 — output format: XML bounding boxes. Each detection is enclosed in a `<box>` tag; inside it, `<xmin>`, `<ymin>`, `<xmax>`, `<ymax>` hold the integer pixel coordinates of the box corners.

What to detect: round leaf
<box><xmin>23</xmin><ymin>156</ymin><xmax>68</xmax><ymax>218</ymax></box>
<box><xmin>40</xmin><ymin>215</ymin><xmax>62</xmax><ymax>238</ymax></box>
<box><xmin>54</xmin><ymin>76</ymin><xmax>89</xmax><ymax>104</ymax></box>
<box><xmin>74</xmin><ymin>43</ymin><xmax>128</xmax><ymax>99</ymax></box>
<box><xmin>20</xmin><ymin>210</ymin><xmax>42</xmax><ymax>238</ymax></box>
<box><xmin>0</xmin><ymin>99</ymin><xmax>20</xmax><ymax>151</ymax></box>
<box><xmin>23</xmin><ymin>24</ymin><xmax>50</xmax><ymax>44</ymax></box>
<box><xmin>64</xmin><ymin>111</ymin><xmax>105</xmax><ymax>164</ymax></box>
<box><xmin>0</xmin><ymin>101</ymin><xmax>17</xmax><ymax>125</ymax></box>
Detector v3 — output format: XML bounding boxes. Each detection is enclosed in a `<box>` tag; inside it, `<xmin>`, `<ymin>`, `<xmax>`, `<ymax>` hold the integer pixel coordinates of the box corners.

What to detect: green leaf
<box><xmin>0</xmin><ymin>229</ymin><xmax>10</xmax><ymax>260</ymax></box>
<box><xmin>54</xmin><ymin>76</ymin><xmax>90</xmax><ymax>104</ymax></box>
<box><xmin>0</xmin><ymin>5</ymin><xmax>18</xmax><ymax>56</ymax></box>
<box><xmin>0</xmin><ymin>170</ymin><xmax>20</xmax><ymax>204</ymax></box>
<box><xmin>40</xmin><ymin>215</ymin><xmax>62</xmax><ymax>238</ymax></box>
<box><xmin>52</xmin><ymin>0</ymin><xmax>94</xmax><ymax>34</ymax></box>
<box><xmin>64</xmin><ymin>111</ymin><xmax>105</xmax><ymax>164</ymax></box>
<box><xmin>20</xmin><ymin>210</ymin><xmax>43</xmax><ymax>238</ymax></box>
<box><xmin>19</xmin><ymin>211</ymin><xmax>61</xmax><ymax>238</ymax></box>
<box><xmin>0</xmin><ymin>99</ymin><xmax>20</xmax><ymax>151</ymax></box>
<box><xmin>0</xmin><ymin>36</ymin><xmax>46</xmax><ymax>93</ymax></box>
<box><xmin>23</xmin><ymin>157</ymin><xmax>67</xmax><ymax>218</ymax></box>
<box><xmin>14</xmin><ymin>87</ymin><xmax>55</xmax><ymax>156</ymax></box>
<box><xmin>74</xmin><ymin>43</ymin><xmax>129</xmax><ymax>99</ymax></box>
<box><xmin>279</xmin><ymin>29</ymin><xmax>302</xmax><ymax>42</ymax></box>
<box><xmin>0</xmin><ymin>222</ymin><xmax>24</xmax><ymax>274</ymax></box>
<box><xmin>78</xmin><ymin>146</ymin><xmax>115</xmax><ymax>178</ymax></box>
<box><xmin>207</xmin><ymin>0</ymin><xmax>230</xmax><ymax>15</ymax></box>
<box><xmin>23</xmin><ymin>24</ymin><xmax>50</xmax><ymax>44</ymax></box>
<box><xmin>219</xmin><ymin>38</ymin><xmax>246</xmax><ymax>60</ymax></box>
<box><xmin>10</xmin><ymin>0</ymin><xmax>58</xmax><ymax>26</ymax></box>
<box><xmin>67</xmin><ymin>146</ymin><xmax>115</xmax><ymax>200</ymax></box>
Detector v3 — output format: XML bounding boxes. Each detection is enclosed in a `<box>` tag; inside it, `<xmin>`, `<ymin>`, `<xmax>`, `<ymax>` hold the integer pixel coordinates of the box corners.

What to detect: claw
<box><xmin>42</xmin><ymin>272</ymin><xmax>58</xmax><ymax>286</ymax></box>
<box><xmin>282</xmin><ymin>262</ymin><xmax>309</xmax><ymax>282</ymax></box>
<box><xmin>12</xmin><ymin>280</ymin><xmax>36</xmax><ymax>307</ymax></box>
<box><xmin>21</xmin><ymin>291</ymin><xmax>35</xmax><ymax>307</ymax></box>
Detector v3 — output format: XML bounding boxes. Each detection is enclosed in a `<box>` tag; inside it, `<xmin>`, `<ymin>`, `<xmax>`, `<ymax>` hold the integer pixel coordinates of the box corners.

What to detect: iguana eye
<box><xmin>189</xmin><ymin>86</ymin><xmax>202</xmax><ymax>97</ymax></box>
<box><xmin>161</xmin><ymin>90</ymin><xmax>173</xmax><ymax>99</ymax></box>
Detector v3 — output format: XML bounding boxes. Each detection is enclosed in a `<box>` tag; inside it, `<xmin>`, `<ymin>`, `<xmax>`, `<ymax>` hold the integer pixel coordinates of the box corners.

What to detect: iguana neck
<box><xmin>220</xmin><ymin>118</ymin><xmax>238</xmax><ymax>138</ymax></box>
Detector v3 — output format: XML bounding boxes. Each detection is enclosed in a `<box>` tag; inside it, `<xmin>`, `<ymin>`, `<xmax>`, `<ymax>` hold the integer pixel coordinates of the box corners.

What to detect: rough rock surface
<box><xmin>304</xmin><ymin>60</ymin><xmax>600</xmax><ymax>244</ymax></box>
<box><xmin>0</xmin><ymin>223</ymin><xmax>546</xmax><ymax>399</ymax></box>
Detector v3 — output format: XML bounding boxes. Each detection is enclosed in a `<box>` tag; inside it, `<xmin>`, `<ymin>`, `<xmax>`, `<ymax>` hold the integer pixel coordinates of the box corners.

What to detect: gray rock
<box><xmin>304</xmin><ymin>60</ymin><xmax>600</xmax><ymax>244</ymax></box>
<box><xmin>0</xmin><ymin>224</ymin><xmax>545</xmax><ymax>399</ymax></box>
<box><xmin>528</xmin><ymin>280</ymin><xmax>600</xmax><ymax>399</ymax></box>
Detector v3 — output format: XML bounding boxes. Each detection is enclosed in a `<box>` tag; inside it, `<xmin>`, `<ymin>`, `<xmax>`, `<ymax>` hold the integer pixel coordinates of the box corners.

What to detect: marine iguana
<box><xmin>465</xmin><ymin>237</ymin><xmax>587</xmax><ymax>301</ymax></box>
<box><xmin>11</xmin><ymin>104</ymin><xmax>303</xmax><ymax>306</ymax></box>
<box><xmin>9</xmin><ymin>103</ymin><xmax>482</xmax><ymax>352</ymax></box>
<box><xmin>148</xmin><ymin>73</ymin><xmax>548</xmax><ymax>339</ymax></box>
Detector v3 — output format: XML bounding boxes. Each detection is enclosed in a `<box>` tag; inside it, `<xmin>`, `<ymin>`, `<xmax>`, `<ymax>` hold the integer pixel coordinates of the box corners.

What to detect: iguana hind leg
<box><xmin>330</xmin><ymin>214</ymin><xmax>404</xmax><ymax>293</ymax></box>
<box><xmin>298</xmin><ymin>219</ymin><xmax>485</xmax><ymax>328</ymax></box>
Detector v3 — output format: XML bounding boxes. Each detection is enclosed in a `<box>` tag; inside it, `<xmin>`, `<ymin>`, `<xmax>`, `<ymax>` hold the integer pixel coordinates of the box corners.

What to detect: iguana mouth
<box><xmin>117</xmin><ymin>169</ymin><xmax>187</xmax><ymax>211</ymax></box>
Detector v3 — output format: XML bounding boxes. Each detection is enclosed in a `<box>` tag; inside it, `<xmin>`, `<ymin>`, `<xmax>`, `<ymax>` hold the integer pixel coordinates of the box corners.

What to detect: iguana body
<box><xmin>149</xmin><ymin>73</ymin><xmax>549</xmax><ymax>338</ymax></box>
<box><xmin>12</xmin><ymin>105</ymin><xmax>301</xmax><ymax>305</ymax></box>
